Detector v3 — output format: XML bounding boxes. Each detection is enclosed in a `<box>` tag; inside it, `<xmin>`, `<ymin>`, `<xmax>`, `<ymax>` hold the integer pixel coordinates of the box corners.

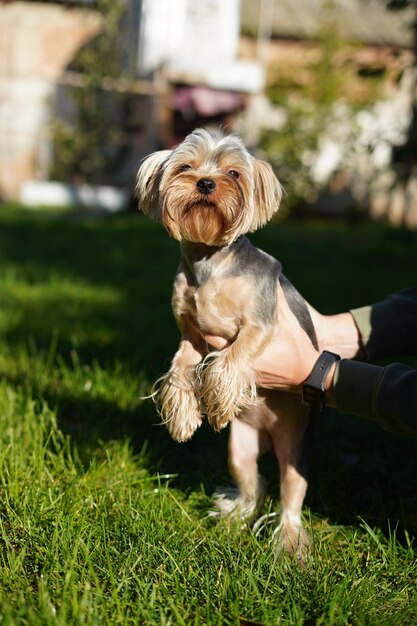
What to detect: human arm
<box><xmin>267</xmin><ymin>286</ymin><xmax>417</xmax><ymax>435</ymax></box>
<box><xmin>203</xmin><ymin>284</ymin><xmax>417</xmax><ymax>436</ymax></box>
<box><xmin>349</xmin><ymin>287</ymin><xmax>417</xmax><ymax>359</ymax></box>
<box><xmin>330</xmin><ymin>286</ymin><xmax>417</xmax><ymax>435</ymax></box>
<box><xmin>333</xmin><ymin>359</ymin><xmax>417</xmax><ymax>436</ymax></box>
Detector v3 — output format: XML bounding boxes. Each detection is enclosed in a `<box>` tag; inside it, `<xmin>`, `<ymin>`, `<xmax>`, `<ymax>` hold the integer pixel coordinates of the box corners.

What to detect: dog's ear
<box><xmin>249</xmin><ymin>157</ymin><xmax>283</xmax><ymax>231</ymax></box>
<box><xmin>135</xmin><ymin>150</ymin><xmax>172</xmax><ymax>220</ymax></box>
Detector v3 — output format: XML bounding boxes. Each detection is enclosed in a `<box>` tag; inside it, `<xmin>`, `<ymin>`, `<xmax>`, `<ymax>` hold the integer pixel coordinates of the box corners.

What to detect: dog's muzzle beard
<box><xmin>161</xmin><ymin>189</ymin><xmax>244</xmax><ymax>246</ymax></box>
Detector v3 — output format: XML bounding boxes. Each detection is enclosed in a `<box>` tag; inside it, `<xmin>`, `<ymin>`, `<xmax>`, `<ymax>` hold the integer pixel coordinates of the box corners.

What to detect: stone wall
<box><xmin>0</xmin><ymin>1</ymin><xmax>102</xmax><ymax>199</ymax></box>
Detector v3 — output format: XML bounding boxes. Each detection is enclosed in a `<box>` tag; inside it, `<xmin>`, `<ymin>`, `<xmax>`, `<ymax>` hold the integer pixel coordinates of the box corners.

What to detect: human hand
<box><xmin>202</xmin><ymin>282</ymin><xmax>321</xmax><ymax>394</ymax></box>
<box><xmin>201</xmin><ymin>283</ymin><xmax>365</xmax><ymax>399</ymax></box>
<box><xmin>252</xmin><ymin>284</ymin><xmax>321</xmax><ymax>392</ymax></box>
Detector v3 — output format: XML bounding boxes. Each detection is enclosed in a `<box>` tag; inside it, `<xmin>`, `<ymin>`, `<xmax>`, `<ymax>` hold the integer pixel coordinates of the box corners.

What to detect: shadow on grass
<box><xmin>0</xmin><ymin>208</ymin><xmax>177</xmax><ymax>371</ymax></box>
<box><xmin>1</xmin><ymin>206</ymin><xmax>417</xmax><ymax>534</ymax></box>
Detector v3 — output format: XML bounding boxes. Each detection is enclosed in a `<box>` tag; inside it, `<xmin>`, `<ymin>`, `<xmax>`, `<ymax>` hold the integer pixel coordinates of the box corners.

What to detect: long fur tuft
<box><xmin>152</xmin><ymin>369</ymin><xmax>203</xmax><ymax>442</ymax></box>
<box><xmin>199</xmin><ymin>350</ymin><xmax>259</xmax><ymax>431</ymax></box>
<box><xmin>136</xmin><ymin>149</ymin><xmax>171</xmax><ymax>220</ymax></box>
<box><xmin>248</xmin><ymin>158</ymin><xmax>283</xmax><ymax>231</ymax></box>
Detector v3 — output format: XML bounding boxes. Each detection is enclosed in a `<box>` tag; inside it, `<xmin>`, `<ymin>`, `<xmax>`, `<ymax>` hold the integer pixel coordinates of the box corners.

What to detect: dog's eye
<box><xmin>228</xmin><ymin>170</ymin><xmax>239</xmax><ymax>179</ymax></box>
<box><xmin>178</xmin><ymin>164</ymin><xmax>192</xmax><ymax>173</ymax></box>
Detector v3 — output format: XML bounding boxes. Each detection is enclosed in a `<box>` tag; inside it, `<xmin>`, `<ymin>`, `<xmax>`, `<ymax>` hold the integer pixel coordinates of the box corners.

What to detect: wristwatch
<box><xmin>302</xmin><ymin>350</ymin><xmax>340</xmax><ymax>411</ymax></box>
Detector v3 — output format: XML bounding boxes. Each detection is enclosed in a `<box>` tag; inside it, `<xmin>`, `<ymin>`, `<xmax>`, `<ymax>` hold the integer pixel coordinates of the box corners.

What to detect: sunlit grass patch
<box><xmin>0</xmin><ymin>204</ymin><xmax>415</xmax><ymax>625</ymax></box>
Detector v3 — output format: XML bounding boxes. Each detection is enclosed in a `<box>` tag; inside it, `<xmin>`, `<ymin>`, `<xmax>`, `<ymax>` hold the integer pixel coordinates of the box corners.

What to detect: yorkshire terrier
<box><xmin>136</xmin><ymin>128</ymin><xmax>317</xmax><ymax>560</ymax></box>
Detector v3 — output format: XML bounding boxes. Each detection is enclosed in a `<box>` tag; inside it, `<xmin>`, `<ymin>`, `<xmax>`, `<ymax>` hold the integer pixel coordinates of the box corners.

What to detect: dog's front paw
<box><xmin>154</xmin><ymin>371</ymin><xmax>202</xmax><ymax>442</ymax></box>
<box><xmin>201</xmin><ymin>353</ymin><xmax>258</xmax><ymax>431</ymax></box>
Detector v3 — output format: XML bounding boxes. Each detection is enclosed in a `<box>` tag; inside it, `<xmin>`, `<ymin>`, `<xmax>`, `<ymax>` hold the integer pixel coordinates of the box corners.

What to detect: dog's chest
<box><xmin>175</xmin><ymin>275</ymin><xmax>255</xmax><ymax>340</ymax></box>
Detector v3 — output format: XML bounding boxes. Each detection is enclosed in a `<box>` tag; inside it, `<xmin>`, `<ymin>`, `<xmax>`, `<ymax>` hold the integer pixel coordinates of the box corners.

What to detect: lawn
<box><xmin>0</xmin><ymin>204</ymin><xmax>416</xmax><ymax>625</ymax></box>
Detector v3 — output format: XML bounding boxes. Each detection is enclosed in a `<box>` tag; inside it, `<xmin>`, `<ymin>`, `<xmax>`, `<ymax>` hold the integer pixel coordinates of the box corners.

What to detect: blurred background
<box><xmin>1</xmin><ymin>0</ymin><xmax>417</xmax><ymax>225</ymax></box>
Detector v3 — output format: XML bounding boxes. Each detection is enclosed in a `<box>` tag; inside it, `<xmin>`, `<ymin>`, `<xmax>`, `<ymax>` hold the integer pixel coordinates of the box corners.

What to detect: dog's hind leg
<box><xmin>213</xmin><ymin>412</ymin><xmax>271</xmax><ymax>523</ymax></box>
<box><xmin>268</xmin><ymin>394</ymin><xmax>311</xmax><ymax>564</ymax></box>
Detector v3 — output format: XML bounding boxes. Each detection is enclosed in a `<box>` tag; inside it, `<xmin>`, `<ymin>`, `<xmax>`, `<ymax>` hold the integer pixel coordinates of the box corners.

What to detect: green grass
<box><xmin>0</xmin><ymin>204</ymin><xmax>416</xmax><ymax>625</ymax></box>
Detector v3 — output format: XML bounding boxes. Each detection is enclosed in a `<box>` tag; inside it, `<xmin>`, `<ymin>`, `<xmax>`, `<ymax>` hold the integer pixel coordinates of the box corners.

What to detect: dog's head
<box><xmin>136</xmin><ymin>128</ymin><xmax>282</xmax><ymax>246</ymax></box>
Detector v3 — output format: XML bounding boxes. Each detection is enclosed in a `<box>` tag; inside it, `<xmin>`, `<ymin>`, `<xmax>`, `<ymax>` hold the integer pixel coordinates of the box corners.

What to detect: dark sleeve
<box><xmin>334</xmin><ymin>359</ymin><xmax>417</xmax><ymax>437</ymax></box>
<box><xmin>350</xmin><ymin>286</ymin><xmax>417</xmax><ymax>359</ymax></box>
<box><xmin>341</xmin><ymin>287</ymin><xmax>417</xmax><ymax>435</ymax></box>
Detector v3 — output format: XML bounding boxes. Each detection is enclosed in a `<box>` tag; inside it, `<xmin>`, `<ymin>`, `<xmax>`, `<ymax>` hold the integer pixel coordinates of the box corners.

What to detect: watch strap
<box><xmin>302</xmin><ymin>350</ymin><xmax>340</xmax><ymax>411</ymax></box>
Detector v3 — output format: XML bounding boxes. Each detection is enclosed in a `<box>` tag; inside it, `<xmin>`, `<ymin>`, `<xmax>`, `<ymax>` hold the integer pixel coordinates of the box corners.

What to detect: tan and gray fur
<box><xmin>136</xmin><ymin>128</ymin><xmax>317</xmax><ymax>561</ymax></box>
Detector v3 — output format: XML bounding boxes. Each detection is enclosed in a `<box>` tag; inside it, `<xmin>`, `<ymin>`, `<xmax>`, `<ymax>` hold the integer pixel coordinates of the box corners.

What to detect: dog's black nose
<box><xmin>197</xmin><ymin>178</ymin><xmax>216</xmax><ymax>195</ymax></box>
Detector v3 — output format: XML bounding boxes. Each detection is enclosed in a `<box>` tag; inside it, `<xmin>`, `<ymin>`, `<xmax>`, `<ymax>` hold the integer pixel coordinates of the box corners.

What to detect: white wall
<box><xmin>138</xmin><ymin>0</ymin><xmax>240</xmax><ymax>75</ymax></box>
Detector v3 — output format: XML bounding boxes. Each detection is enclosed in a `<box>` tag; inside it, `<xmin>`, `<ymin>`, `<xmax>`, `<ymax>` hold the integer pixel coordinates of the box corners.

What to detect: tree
<box><xmin>50</xmin><ymin>0</ymin><xmax>134</xmax><ymax>185</ymax></box>
<box><xmin>385</xmin><ymin>0</ymin><xmax>417</xmax><ymax>227</ymax></box>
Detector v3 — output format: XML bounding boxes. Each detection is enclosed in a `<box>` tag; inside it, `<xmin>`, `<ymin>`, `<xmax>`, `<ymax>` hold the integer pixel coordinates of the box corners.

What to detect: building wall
<box><xmin>0</xmin><ymin>1</ymin><xmax>102</xmax><ymax>199</ymax></box>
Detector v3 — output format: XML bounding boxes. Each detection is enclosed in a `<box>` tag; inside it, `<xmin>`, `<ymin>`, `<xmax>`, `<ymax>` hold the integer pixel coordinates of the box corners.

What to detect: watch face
<box><xmin>302</xmin><ymin>384</ymin><xmax>325</xmax><ymax>411</ymax></box>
